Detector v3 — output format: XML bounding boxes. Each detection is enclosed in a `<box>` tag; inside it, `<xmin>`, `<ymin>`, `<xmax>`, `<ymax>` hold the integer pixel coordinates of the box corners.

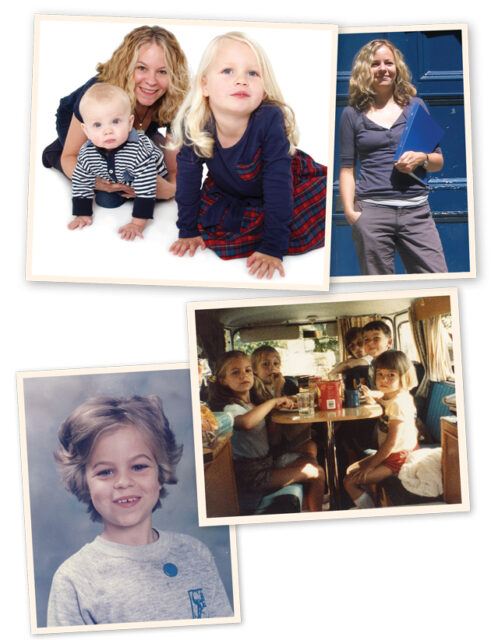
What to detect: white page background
<box><xmin>2</xmin><ymin>2</ymin><xmax>486</xmax><ymax>639</ymax></box>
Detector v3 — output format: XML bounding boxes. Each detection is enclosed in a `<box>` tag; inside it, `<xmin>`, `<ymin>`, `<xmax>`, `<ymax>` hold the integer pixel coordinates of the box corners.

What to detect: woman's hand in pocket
<box><xmin>344</xmin><ymin>209</ymin><xmax>362</xmax><ymax>226</ymax></box>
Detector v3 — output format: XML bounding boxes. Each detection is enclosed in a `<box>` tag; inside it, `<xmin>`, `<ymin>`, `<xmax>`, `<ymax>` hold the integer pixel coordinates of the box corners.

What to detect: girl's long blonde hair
<box><xmin>349</xmin><ymin>39</ymin><xmax>417</xmax><ymax>112</ymax></box>
<box><xmin>251</xmin><ymin>345</ymin><xmax>282</xmax><ymax>403</ymax></box>
<box><xmin>96</xmin><ymin>25</ymin><xmax>190</xmax><ymax>127</ymax></box>
<box><xmin>208</xmin><ymin>350</ymin><xmax>266</xmax><ymax>411</ymax></box>
<box><xmin>171</xmin><ymin>31</ymin><xmax>298</xmax><ymax>158</ymax></box>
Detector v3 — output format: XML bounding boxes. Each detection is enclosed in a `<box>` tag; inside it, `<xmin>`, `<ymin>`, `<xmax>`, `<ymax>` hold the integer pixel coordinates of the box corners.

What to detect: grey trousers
<box><xmin>351</xmin><ymin>200</ymin><xmax>448</xmax><ymax>275</ymax></box>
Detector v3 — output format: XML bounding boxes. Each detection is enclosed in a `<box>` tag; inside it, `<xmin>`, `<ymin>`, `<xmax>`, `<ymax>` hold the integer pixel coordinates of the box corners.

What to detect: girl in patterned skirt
<box><xmin>169</xmin><ymin>31</ymin><xmax>327</xmax><ymax>279</ymax></box>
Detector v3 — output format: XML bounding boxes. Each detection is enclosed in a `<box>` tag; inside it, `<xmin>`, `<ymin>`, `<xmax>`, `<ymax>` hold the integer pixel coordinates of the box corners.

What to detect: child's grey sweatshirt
<box><xmin>47</xmin><ymin>529</ymin><xmax>234</xmax><ymax>627</ymax></box>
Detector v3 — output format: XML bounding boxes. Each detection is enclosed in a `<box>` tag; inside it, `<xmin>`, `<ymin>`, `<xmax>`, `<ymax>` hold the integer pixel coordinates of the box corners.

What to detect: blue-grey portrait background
<box><xmin>21</xmin><ymin>367</ymin><xmax>234</xmax><ymax>628</ymax></box>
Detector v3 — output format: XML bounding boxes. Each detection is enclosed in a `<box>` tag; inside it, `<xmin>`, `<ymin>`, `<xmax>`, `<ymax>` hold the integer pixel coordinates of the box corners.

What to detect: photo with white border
<box><xmin>27</xmin><ymin>15</ymin><xmax>336</xmax><ymax>290</ymax></box>
<box><xmin>17</xmin><ymin>363</ymin><xmax>240</xmax><ymax>634</ymax></box>
<box><xmin>187</xmin><ymin>288</ymin><xmax>468</xmax><ymax>526</ymax></box>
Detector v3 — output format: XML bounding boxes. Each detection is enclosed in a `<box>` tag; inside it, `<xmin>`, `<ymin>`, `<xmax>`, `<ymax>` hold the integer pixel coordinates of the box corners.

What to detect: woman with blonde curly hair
<box><xmin>339</xmin><ymin>39</ymin><xmax>447</xmax><ymax>275</ymax></box>
<box><xmin>42</xmin><ymin>25</ymin><xmax>190</xmax><ymax>239</ymax></box>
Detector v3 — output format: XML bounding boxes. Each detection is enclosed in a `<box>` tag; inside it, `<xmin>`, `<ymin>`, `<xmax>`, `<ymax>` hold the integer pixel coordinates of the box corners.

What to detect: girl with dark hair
<box><xmin>343</xmin><ymin>351</ymin><xmax>419</xmax><ymax>508</ymax></box>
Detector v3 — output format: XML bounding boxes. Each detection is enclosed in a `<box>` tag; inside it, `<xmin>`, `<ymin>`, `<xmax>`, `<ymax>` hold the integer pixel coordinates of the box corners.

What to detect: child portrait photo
<box><xmin>17</xmin><ymin>364</ymin><xmax>239</xmax><ymax>633</ymax></box>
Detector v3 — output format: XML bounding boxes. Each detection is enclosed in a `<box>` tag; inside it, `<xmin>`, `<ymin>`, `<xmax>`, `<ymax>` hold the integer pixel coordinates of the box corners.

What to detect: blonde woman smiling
<box><xmin>339</xmin><ymin>39</ymin><xmax>447</xmax><ymax>275</ymax></box>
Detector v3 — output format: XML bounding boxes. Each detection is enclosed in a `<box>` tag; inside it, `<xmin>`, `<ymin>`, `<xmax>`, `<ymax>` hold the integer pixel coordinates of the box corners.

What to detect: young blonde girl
<box><xmin>251</xmin><ymin>345</ymin><xmax>317</xmax><ymax>459</ymax></box>
<box><xmin>343</xmin><ymin>350</ymin><xmax>419</xmax><ymax>508</ymax></box>
<box><xmin>169</xmin><ymin>32</ymin><xmax>327</xmax><ymax>280</ymax></box>
<box><xmin>208</xmin><ymin>351</ymin><xmax>325</xmax><ymax>512</ymax></box>
<box><xmin>251</xmin><ymin>345</ymin><xmax>298</xmax><ymax>398</ymax></box>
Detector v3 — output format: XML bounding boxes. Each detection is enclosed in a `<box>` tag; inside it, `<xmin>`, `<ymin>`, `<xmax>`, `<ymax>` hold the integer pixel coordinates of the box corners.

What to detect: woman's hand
<box><xmin>339</xmin><ymin>167</ymin><xmax>361</xmax><ymax>226</ymax></box>
<box><xmin>95</xmin><ymin>178</ymin><xmax>134</xmax><ymax>197</ymax></box>
<box><xmin>157</xmin><ymin>140</ymin><xmax>178</xmax><ymax>200</ymax></box>
<box><xmin>68</xmin><ymin>216</ymin><xmax>92</xmax><ymax>230</ymax></box>
<box><xmin>344</xmin><ymin>209</ymin><xmax>362</xmax><ymax>226</ymax></box>
<box><xmin>394</xmin><ymin>151</ymin><xmax>426</xmax><ymax>174</ymax></box>
<box><xmin>246</xmin><ymin>252</ymin><xmax>285</xmax><ymax>279</ymax></box>
<box><xmin>118</xmin><ymin>218</ymin><xmax>147</xmax><ymax>241</ymax></box>
<box><xmin>156</xmin><ymin>176</ymin><xmax>176</xmax><ymax>200</ymax></box>
<box><xmin>169</xmin><ymin>236</ymin><xmax>206</xmax><ymax>257</ymax></box>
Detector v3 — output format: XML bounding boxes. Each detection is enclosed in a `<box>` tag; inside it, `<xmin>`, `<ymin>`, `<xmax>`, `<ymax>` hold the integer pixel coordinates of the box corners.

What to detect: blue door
<box><xmin>331</xmin><ymin>29</ymin><xmax>470</xmax><ymax>276</ymax></box>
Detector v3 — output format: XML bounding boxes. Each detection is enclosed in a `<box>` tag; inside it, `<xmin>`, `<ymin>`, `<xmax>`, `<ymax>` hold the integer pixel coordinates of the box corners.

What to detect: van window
<box><xmin>441</xmin><ymin>313</ymin><xmax>454</xmax><ymax>372</ymax></box>
<box><xmin>397</xmin><ymin>320</ymin><xmax>420</xmax><ymax>363</ymax></box>
<box><xmin>233</xmin><ymin>323</ymin><xmax>339</xmax><ymax>378</ymax></box>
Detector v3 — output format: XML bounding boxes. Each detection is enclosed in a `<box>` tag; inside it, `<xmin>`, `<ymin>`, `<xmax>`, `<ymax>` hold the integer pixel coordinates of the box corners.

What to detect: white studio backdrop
<box><xmin>1</xmin><ymin>2</ymin><xmax>487</xmax><ymax>639</ymax></box>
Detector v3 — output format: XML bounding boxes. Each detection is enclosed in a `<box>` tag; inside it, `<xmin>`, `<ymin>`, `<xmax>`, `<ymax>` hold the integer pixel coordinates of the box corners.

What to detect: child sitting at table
<box><xmin>330</xmin><ymin>327</ymin><xmax>373</xmax><ymax>376</ymax></box>
<box><xmin>251</xmin><ymin>345</ymin><xmax>298</xmax><ymax>397</ymax></box>
<box><xmin>208</xmin><ymin>350</ymin><xmax>325</xmax><ymax>512</ymax></box>
<box><xmin>361</xmin><ymin>320</ymin><xmax>393</xmax><ymax>388</ymax></box>
<box><xmin>70</xmin><ymin>83</ymin><xmax>168</xmax><ymax>240</ymax></box>
<box><xmin>251</xmin><ymin>345</ymin><xmax>317</xmax><ymax>458</ymax></box>
<box><xmin>343</xmin><ymin>350</ymin><xmax>419</xmax><ymax>508</ymax></box>
<box><xmin>47</xmin><ymin>395</ymin><xmax>233</xmax><ymax>626</ymax></box>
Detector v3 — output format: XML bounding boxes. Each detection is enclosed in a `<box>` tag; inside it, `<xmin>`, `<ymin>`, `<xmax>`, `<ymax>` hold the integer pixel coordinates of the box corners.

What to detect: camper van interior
<box><xmin>193</xmin><ymin>294</ymin><xmax>461</xmax><ymax>520</ymax></box>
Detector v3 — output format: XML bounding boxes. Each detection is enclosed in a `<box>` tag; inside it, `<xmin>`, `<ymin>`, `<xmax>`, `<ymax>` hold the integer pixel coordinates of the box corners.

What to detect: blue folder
<box><xmin>394</xmin><ymin>102</ymin><xmax>445</xmax><ymax>161</ymax></box>
<box><xmin>393</xmin><ymin>102</ymin><xmax>444</xmax><ymax>185</ymax></box>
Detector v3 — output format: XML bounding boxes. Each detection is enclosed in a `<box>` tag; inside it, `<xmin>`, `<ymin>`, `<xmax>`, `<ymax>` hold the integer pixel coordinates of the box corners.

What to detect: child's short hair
<box><xmin>345</xmin><ymin>327</ymin><xmax>363</xmax><ymax>356</ymax></box>
<box><xmin>55</xmin><ymin>395</ymin><xmax>183</xmax><ymax>522</ymax></box>
<box><xmin>251</xmin><ymin>345</ymin><xmax>281</xmax><ymax>371</ymax></box>
<box><xmin>79</xmin><ymin>83</ymin><xmax>131</xmax><ymax>122</ymax></box>
<box><xmin>362</xmin><ymin>320</ymin><xmax>392</xmax><ymax>339</ymax></box>
<box><xmin>373</xmin><ymin>350</ymin><xmax>419</xmax><ymax>390</ymax></box>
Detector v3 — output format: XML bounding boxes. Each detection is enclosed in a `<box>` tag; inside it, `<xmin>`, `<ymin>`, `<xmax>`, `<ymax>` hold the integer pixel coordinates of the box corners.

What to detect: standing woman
<box><xmin>42</xmin><ymin>25</ymin><xmax>190</xmax><ymax>239</ymax></box>
<box><xmin>339</xmin><ymin>39</ymin><xmax>448</xmax><ymax>275</ymax></box>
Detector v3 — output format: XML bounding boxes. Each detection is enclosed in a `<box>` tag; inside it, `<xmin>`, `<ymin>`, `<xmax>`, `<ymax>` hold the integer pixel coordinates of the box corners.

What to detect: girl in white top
<box><xmin>208</xmin><ymin>350</ymin><xmax>325</xmax><ymax>512</ymax></box>
<box><xmin>343</xmin><ymin>350</ymin><xmax>419</xmax><ymax>509</ymax></box>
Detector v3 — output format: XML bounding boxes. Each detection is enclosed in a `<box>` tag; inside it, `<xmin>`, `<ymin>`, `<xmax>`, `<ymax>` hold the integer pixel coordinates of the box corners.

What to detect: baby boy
<box><xmin>70</xmin><ymin>82</ymin><xmax>167</xmax><ymax>240</ymax></box>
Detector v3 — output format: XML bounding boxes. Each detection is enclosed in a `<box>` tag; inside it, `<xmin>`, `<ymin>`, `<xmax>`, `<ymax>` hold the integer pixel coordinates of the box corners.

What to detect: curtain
<box><xmin>410</xmin><ymin>308</ymin><xmax>453</xmax><ymax>398</ymax></box>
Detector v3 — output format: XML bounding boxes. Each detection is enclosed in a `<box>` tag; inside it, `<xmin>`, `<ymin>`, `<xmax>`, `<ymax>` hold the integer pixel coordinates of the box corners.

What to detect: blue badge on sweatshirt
<box><xmin>163</xmin><ymin>563</ymin><xmax>178</xmax><ymax>577</ymax></box>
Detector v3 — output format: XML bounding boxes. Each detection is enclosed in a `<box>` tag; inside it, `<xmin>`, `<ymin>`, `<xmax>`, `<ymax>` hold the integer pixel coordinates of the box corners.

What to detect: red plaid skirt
<box><xmin>197</xmin><ymin>149</ymin><xmax>327</xmax><ymax>260</ymax></box>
